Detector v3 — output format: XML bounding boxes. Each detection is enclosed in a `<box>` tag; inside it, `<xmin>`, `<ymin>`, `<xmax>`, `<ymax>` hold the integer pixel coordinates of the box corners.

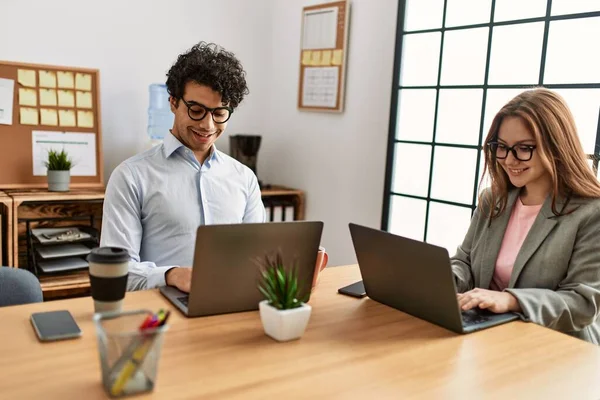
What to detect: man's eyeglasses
<box><xmin>180</xmin><ymin>99</ymin><xmax>232</xmax><ymax>124</ymax></box>
<box><xmin>487</xmin><ymin>142</ymin><xmax>537</xmax><ymax>161</ymax></box>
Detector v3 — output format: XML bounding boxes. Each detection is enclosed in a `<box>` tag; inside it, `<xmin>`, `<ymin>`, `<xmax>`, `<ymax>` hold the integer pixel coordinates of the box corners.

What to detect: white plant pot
<box><xmin>259</xmin><ymin>300</ymin><xmax>312</xmax><ymax>342</ymax></box>
<box><xmin>47</xmin><ymin>170</ymin><xmax>70</xmax><ymax>192</ymax></box>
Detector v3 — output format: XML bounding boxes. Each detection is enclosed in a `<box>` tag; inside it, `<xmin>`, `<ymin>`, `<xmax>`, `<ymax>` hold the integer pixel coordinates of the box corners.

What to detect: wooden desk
<box><xmin>1</xmin><ymin>266</ymin><xmax>599</xmax><ymax>399</ymax></box>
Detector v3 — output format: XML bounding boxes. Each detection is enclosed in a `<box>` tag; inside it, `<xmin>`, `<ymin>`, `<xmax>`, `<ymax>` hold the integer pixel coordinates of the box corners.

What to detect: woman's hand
<box><xmin>457</xmin><ymin>288</ymin><xmax>521</xmax><ymax>313</ymax></box>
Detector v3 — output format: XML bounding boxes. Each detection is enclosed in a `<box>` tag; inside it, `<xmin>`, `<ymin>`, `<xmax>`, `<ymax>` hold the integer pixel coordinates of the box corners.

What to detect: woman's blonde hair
<box><xmin>481</xmin><ymin>87</ymin><xmax>600</xmax><ymax>219</ymax></box>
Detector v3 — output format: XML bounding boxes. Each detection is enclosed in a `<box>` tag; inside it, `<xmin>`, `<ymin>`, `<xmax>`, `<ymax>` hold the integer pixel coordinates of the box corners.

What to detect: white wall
<box><xmin>0</xmin><ymin>0</ymin><xmax>274</xmax><ymax>176</ymax></box>
<box><xmin>259</xmin><ymin>0</ymin><xmax>398</xmax><ymax>266</ymax></box>
<box><xmin>1</xmin><ymin>0</ymin><xmax>398</xmax><ymax>267</ymax></box>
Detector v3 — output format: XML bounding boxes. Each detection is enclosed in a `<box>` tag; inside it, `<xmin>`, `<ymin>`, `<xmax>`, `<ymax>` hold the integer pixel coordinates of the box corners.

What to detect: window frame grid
<box><xmin>382</xmin><ymin>0</ymin><xmax>600</xmax><ymax>243</ymax></box>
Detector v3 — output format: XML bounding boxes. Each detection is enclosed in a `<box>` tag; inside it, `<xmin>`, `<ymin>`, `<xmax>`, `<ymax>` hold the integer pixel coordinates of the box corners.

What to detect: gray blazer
<box><xmin>451</xmin><ymin>189</ymin><xmax>600</xmax><ymax>344</ymax></box>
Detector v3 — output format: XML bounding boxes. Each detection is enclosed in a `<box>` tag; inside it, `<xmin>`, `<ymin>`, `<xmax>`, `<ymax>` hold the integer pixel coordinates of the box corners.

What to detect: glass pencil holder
<box><xmin>93</xmin><ymin>310</ymin><xmax>169</xmax><ymax>398</ymax></box>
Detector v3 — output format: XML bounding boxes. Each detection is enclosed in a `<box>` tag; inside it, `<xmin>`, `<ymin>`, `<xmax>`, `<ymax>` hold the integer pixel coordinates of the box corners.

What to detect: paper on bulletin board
<box><xmin>18</xmin><ymin>69</ymin><xmax>36</xmax><ymax>87</ymax></box>
<box><xmin>76</xmin><ymin>91</ymin><xmax>92</xmax><ymax>108</ymax></box>
<box><xmin>301</xmin><ymin>67</ymin><xmax>339</xmax><ymax>108</ymax></box>
<box><xmin>39</xmin><ymin>88</ymin><xmax>57</xmax><ymax>106</ymax></box>
<box><xmin>320</xmin><ymin>50</ymin><xmax>332</xmax><ymax>66</ymax></box>
<box><xmin>302</xmin><ymin>6</ymin><xmax>338</xmax><ymax>49</ymax></box>
<box><xmin>301</xmin><ymin>51</ymin><xmax>311</xmax><ymax>66</ymax></box>
<box><xmin>310</xmin><ymin>51</ymin><xmax>321</xmax><ymax>66</ymax></box>
<box><xmin>58</xmin><ymin>109</ymin><xmax>76</xmax><ymax>127</ymax></box>
<box><xmin>75</xmin><ymin>73</ymin><xmax>92</xmax><ymax>91</ymax></box>
<box><xmin>332</xmin><ymin>49</ymin><xmax>343</xmax><ymax>65</ymax></box>
<box><xmin>58</xmin><ymin>90</ymin><xmax>75</xmax><ymax>107</ymax></box>
<box><xmin>32</xmin><ymin>131</ymin><xmax>97</xmax><ymax>176</ymax></box>
<box><xmin>40</xmin><ymin>109</ymin><xmax>58</xmax><ymax>126</ymax></box>
<box><xmin>39</xmin><ymin>70</ymin><xmax>57</xmax><ymax>88</ymax></box>
<box><xmin>57</xmin><ymin>71</ymin><xmax>74</xmax><ymax>89</ymax></box>
<box><xmin>19</xmin><ymin>88</ymin><xmax>37</xmax><ymax>106</ymax></box>
<box><xmin>0</xmin><ymin>78</ymin><xmax>15</xmax><ymax>125</ymax></box>
<box><xmin>77</xmin><ymin>110</ymin><xmax>94</xmax><ymax>128</ymax></box>
<box><xmin>20</xmin><ymin>107</ymin><xmax>38</xmax><ymax>125</ymax></box>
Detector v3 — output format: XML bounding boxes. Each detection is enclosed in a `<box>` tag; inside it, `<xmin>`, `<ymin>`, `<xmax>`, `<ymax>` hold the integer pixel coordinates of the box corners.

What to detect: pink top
<box><xmin>490</xmin><ymin>197</ymin><xmax>543</xmax><ymax>291</ymax></box>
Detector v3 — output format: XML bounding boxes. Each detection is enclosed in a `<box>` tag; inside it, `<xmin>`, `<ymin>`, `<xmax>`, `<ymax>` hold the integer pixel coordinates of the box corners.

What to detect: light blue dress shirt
<box><xmin>100</xmin><ymin>132</ymin><xmax>266</xmax><ymax>291</ymax></box>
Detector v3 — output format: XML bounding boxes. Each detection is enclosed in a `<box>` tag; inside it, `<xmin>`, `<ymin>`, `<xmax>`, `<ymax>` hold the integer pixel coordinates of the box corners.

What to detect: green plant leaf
<box><xmin>276</xmin><ymin>267</ymin><xmax>286</xmax><ymax>295</ymax></box>
<box><xmin>44</xmin><ymin>149</ymin><xmax>73</xmax><ymax>171</ymax></box>
<box><xmin>256</xmin><ymin>250</ymin><xmax>307</xmax><ymax>310</ymax></box>
<box><xmin>258</xmin><ymin>285</ymin><xmax>273</xmax><ymax>302</ymax></box>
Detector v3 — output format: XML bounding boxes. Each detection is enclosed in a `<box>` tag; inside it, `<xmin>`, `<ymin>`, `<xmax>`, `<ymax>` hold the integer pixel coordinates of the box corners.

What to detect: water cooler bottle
<box><xmin>147</xmin><ymin>84</ymin><xmax>174</xmax><ymax>146</ymax></box>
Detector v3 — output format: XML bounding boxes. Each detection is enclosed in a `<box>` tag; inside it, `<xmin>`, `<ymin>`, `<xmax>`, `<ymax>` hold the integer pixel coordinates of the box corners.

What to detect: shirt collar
<box><xmin>163</xmin><ymin>130</ymin><xmax>185</xmax><ymax>158</ymax></box>
<box><xmin>206</xmin><ymin>144</ymin><xmax>223</xmax><ymax>166</ymax></box>
<box><xmin>163</xmin><ymin>130</ymin><xmax>221</xmax><ymax>165</ymax></box>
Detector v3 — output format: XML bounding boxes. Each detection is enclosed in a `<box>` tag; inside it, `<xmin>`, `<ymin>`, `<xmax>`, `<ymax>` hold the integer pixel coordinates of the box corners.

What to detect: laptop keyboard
<box><xmin>461</xmin><ymin>309</ymin><xmax>493</xmax><ymax>326</ymax></box>
<box><xmin>177</xmin><ymin>296</ymin><xmax>189</xmax><ymax>307</ymax></box>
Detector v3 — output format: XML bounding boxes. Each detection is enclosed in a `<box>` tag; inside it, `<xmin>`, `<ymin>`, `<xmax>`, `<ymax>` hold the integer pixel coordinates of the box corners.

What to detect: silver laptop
<box><xmin>160</xmin><ymin>221</ymin><xmax>323</xmax><ymax>317</ymax></box>
<box><xmin>348</xmin><ymin>223</ymin><xmax>519</xmax><ymax>334</ymax></box>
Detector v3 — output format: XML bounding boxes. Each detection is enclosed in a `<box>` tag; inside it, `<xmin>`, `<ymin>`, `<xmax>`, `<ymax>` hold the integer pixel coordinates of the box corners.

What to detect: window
<box><xmin>383</xmin><ymin>0</ymin><xmax>600</xmax><ymax>255</ymax></box>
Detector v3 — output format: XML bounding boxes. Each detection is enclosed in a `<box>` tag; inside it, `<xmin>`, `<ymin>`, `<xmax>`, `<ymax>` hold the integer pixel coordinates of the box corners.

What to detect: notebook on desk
<box><xmin>348</xmin><ymin>223</ymin><xmax>519</xmax><ymax>334</ymax></box>
<box><xmin>160</xmin><ymin>221</ymin><xmax>324</xmax><ymax>317</ymax></box>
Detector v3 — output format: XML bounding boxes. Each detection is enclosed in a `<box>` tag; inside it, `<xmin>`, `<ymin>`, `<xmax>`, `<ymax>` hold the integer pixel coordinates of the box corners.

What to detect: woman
<box><xmin>452</xmin><ymin>88</ymin><xmax>600</xmax><ymax>344</ymax></box>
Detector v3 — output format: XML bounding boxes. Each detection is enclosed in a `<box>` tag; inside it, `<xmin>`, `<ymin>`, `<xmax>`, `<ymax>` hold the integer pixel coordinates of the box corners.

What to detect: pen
<box><xmin>146</xmin><ymin>310</ymin><xmax>165</xmax><ymax>329</ymax></box>
<box><xmin>138</xmin><ymin>315</ymin><xmax>153</xmax><ymax>330</ymax></box>
<box><xmin>158</xmin><ymin>311</ymin><xmax>170</xmax><ymax>327</ymax></box>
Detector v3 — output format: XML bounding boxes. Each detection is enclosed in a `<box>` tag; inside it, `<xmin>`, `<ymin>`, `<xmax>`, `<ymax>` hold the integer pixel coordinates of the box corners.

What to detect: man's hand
<box><xmin>165</xmin><ymin>267</ymin><xmax>192</xmax><ymax>293</ymax></box>
<box><xmin>457</xmin><ymin>288</ymin><xmax>521</xmax><ymax>314</ymax></box>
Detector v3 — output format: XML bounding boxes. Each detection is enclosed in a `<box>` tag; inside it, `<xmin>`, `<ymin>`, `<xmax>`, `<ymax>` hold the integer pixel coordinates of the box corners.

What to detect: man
<box><xmin>100</xmin><ymin>42</ymin><xmax>266</xmax><ymax>292</ymax></box>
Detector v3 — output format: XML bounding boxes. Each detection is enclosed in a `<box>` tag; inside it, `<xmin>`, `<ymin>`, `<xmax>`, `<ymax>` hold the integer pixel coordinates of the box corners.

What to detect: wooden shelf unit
<box><xmin>1</xmin><ymin>185</ymin><xmax>306</xmax><ymax>300</ymax></box>
<box><xmin>3</xmin><ymin>189</ymin><xmax>104</xmax><ymax>300</ymax></box>
<box><xmin>261</xmin><ymin>185</ymin><xmax>306</xmax><ymax>220</ymax></box>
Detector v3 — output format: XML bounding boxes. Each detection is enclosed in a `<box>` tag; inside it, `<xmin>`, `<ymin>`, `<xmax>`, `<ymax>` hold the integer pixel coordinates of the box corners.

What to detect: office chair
<box><xmin>0</xmin><ymin>267</ymin><xmax>43</xmax><ymax>306</ymax></box>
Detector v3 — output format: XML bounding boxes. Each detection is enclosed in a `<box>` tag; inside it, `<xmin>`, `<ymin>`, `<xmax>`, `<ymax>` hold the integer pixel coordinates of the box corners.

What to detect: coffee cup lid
<box><xmin>87</xmin><ymin>247</ymin><xmax>130</xmax><ymax>264</ymax></box>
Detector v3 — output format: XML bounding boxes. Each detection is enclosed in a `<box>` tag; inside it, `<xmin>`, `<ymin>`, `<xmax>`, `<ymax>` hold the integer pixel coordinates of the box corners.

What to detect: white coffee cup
<box><xmin>87</xmin><ymin>247</ymin><xmax>130</xmax><ymax>313</ymax></box>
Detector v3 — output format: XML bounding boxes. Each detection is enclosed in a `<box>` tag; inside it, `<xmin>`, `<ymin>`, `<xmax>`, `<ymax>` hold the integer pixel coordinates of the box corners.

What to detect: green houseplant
<box><xmin>45</xmin><ymin>149</ymin><xmax>73</xmax><ymax>192</ymax></box>
<box><xmin>257</xmin><ymin>252</ymin><xmax>312</xmax><ymax>342</ymax></box>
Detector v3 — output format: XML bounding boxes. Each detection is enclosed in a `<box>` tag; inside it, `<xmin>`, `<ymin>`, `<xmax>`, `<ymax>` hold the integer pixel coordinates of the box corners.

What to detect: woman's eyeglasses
<box><xmin>487</xmin><ymin>142</ymin><xmax>536</xmax><ymax>161</ymax></box>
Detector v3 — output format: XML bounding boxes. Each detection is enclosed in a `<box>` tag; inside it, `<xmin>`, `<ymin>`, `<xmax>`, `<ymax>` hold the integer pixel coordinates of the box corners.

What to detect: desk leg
<box><xmin>7</xmin><ymin>201</ymin><xmax>12</xmax><ymax>267</ymax></box>
<box><xmin>12</xmin><ymin>200</ymin><xmax>20</xmax><ymax>268</ymax></box>
<box><xmin>294</xmin><ymin>193</ymin><xmax>305</xmax><ymax>221</ymax></box>
<box><xmin>0</xmin><ymin>198</ymin><xmax>13</xmax><ymax>267</ymax></box>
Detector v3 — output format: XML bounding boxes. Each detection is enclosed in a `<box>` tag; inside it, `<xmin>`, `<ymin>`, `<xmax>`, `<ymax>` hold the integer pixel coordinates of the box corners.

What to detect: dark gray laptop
<box><xmin>160</xmin><ymin>221</ymin><xmax>323</xmax><ymax>317</ymax></box>
<box><xmin>348</xmin><ymin>223</ymin><xmax>519</xmax><ymax>334</ymax></box>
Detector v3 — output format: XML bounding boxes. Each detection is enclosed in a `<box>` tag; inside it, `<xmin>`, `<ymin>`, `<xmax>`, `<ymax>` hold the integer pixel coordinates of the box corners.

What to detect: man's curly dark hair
<box><xmin>166</xmin><ymin>42</ymin><xmax>249</xmax><ymax>110</ymax></box>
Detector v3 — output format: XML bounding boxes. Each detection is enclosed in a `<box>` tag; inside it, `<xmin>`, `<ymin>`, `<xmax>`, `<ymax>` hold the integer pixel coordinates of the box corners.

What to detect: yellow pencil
<box><xmin>110</xmin><ymin>311</ymin><xmax>168</xmax><ymax>395</ymax></box>
<box><xmin>110</xmin><ymin>338</ymin><xmax>154</xmax><ymax>396</ymax></box>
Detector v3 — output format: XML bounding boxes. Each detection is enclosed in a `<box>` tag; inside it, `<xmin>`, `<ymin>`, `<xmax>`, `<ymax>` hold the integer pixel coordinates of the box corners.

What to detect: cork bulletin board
<box><xmin>297</xmin><ymin>0</ymin><xmax>350</xmax><ymax>113</ymax></box>
<box><xmin>0</xmin><ymin>61</ymin><xmax>104</xmax><ymax>189</ymax></box>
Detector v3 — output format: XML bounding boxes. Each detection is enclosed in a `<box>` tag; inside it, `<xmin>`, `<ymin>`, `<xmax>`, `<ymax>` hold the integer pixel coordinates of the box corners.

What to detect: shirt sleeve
<box><xmin>100</xmin><ymin>163</ymin><xmax>178</xmax><ymax>291</ymax></box>
<box><xmin>242</xmin><ymin>171</ymin><xmax>266</xmax><ymax>223</ymax></box>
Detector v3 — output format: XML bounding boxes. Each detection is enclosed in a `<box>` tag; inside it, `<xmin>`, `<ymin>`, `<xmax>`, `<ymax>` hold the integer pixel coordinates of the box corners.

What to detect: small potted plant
<box><xmin>257</xmin><ymin>252</ymin><xmax>312</xmax><ymax>342</ymax></box>
<box><xmin>45</xmin><ymin>149</ymin><xmax>72</xmax><ymax>192</ymax></box>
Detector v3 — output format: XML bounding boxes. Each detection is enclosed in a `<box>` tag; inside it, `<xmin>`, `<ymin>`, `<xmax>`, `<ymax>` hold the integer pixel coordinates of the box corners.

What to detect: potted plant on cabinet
<box><xmin>257</xmin><ymin>252</ymin><xmax>312</xmax><ymax>342</ymax></box>
<box><xmin>45</xmin><ymin>149</ymin><xmax>72</xmax><ymax>192</ymax></box>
